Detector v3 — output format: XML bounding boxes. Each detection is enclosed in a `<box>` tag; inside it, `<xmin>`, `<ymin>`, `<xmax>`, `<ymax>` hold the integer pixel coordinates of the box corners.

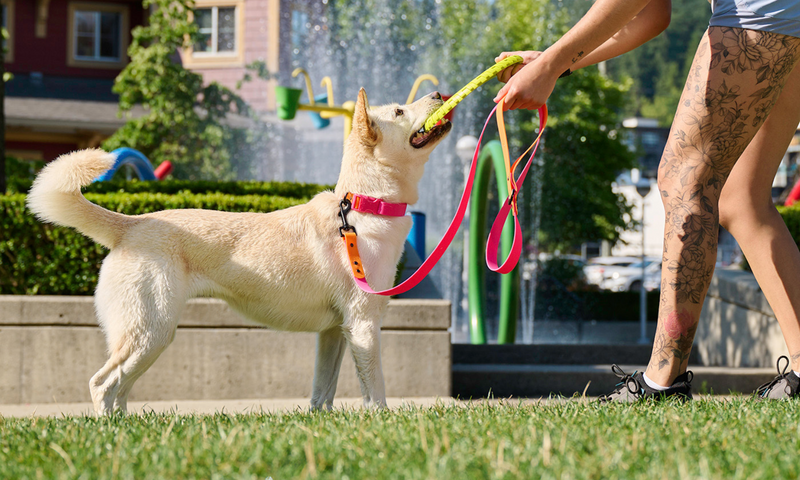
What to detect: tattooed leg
<box><xmin>719</xmin><ymin>64</ymin><xmax>800</xmax><ymax>373</ymax></box>
<box><xmin>645</xmin><ymin>27</ymin><xmax>800</xmax><ymax>386</ymax></box>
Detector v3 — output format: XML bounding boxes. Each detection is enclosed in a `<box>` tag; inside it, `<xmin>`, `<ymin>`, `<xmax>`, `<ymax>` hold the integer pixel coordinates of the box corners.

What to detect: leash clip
<box><xmin>338</xmin><ymin>197</ymin><xmax>356</xmax><ymax>237</ymax></box>
<box><xmin>507</xmin><ymin>189</ymin><xmax>517</xmax><ymax>206</ymax></box>
<box><xmin>508</xmin><ymin>189</ymin><xmax>519</xmax><ymax>216</ymax></box>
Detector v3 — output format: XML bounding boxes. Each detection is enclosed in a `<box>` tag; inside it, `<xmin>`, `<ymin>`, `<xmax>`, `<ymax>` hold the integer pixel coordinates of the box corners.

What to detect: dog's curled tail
<box><xmin>27</xmin><ymin>148</ymin><xmax>135</xmax><ymax>249</ymax></box>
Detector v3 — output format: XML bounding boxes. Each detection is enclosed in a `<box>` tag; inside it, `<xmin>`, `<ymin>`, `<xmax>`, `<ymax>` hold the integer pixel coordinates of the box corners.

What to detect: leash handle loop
<box><xmin>485</xmin><ymin>98</ymin><xmax>546</xmax><ymax>273</ymax></box>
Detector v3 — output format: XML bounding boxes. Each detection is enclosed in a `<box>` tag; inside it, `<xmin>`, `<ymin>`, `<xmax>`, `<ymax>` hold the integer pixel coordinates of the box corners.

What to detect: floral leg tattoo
<box><xmin>651</xmin><ymin>308</ymin><xmax>698</xmax><ymax>370</ymax></box>
<box><xmin>650</xmin><ymin>28</ymin><xmax>800</xmax><ymax>375</ymax></box>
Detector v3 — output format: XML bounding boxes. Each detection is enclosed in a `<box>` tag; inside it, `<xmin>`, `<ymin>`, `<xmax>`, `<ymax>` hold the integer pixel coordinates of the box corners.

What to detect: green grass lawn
<box><xmin>2</xmin><ymin>398</ymin><xmax>798</xmax><ymax>479</ymax></box>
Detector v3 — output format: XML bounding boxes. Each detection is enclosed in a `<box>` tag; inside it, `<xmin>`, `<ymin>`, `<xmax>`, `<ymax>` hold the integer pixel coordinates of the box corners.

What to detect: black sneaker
<box><xmin>755</xmin><ymin>356</ymin><xmax>800</xmax><ymax>399</ymax></box>
<box><xmin>598</xmin><ymin>365</ymin><xmax>693</xmax><ymax>403</ymax></box>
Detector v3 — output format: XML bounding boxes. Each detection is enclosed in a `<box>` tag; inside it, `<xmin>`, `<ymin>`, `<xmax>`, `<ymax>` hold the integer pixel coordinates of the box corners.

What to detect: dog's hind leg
<box><xmin>310</xmin><ymin>326</ymin><xmax>347</xmax><ymax>411</ymax></box>
<box><xmin>90</xmin><ymin>258</ymin><xmax>185</xmax><ymax>415</ymax></box>
<box><xmin>111</xmin><ymin>326</ymin><xmax>177</xmax><ymax>412</ymax></box>
<box><xmin>89</xmin><ymin>304</ymin><xmax>180</xmax><ymax>415</ymax></box>
<box><xmin>89</xmin><ymin>353</ymin><xmax>127</xmax><ymax>415</ymax></box>
<box><xmin>344</xmin><ymin>314</ymin><xmax>387</xmax><ymax>409</ymax></box>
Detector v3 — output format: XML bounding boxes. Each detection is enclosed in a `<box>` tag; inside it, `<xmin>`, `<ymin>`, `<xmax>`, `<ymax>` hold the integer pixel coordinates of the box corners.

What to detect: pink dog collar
<box><xmin>345</xmin><ymin>193</ymin><xmax>407</xmax><ymax>217</ymax></box>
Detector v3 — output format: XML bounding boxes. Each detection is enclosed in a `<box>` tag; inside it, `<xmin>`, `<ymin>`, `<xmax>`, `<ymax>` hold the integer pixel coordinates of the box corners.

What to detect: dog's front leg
<box><xmin>310</xmin><ymin>327</ymin><xmax>348</xmax><ymax>411</ymax></box>
<box><xmin>345</xmin><ymin>319</ymin><xmax>387</xmax><ymax>409</ymax></box>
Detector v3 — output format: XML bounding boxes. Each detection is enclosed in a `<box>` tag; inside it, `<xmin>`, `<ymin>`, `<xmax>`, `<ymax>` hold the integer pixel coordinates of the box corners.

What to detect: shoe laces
<box><xmin>608</xmin><ymin>364</ymin><xmax>644</xmax><ymax>397</ymax></box>
<box><xmin>757</xmin><ymin>356</ymin><xmax>794</xmax><ymax>398</ymax></box>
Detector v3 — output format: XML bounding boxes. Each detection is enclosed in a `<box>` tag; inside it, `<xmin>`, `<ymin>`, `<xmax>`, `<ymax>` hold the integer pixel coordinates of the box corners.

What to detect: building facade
<box><xmin>178</xmin><ymin>0</ymin><xmax>281</xmax><ymax>112</ymax></box>
<box><xmin>5</xmin><ymin>0</ymin><xmax>296</xmax><ymax>162</ymax></box>
<box><xmin>5</xmin><ymin>0</ymin><xmax>146</xmax><ymax>161</ymax></box>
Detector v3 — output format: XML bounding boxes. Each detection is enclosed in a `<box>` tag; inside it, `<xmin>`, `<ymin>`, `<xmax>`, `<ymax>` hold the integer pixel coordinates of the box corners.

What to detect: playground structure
<box><xmin>275</xmin><ymin>69</ymin><xmax>449</xmax><ymax>141</ymax></box>
<box><xmin>468</xmin><ymin>140</ymin><xmax>519</xmax><ymax>344</ymax></box>
<box><xmin>274</xmin><ymin>68</ymin><xmax>358</xmax><ymax>142</ymax></box>
<box><xmin>94</xmin><ymin>147</ymin><xmax>172</xmax><ymax>182</ymax></box>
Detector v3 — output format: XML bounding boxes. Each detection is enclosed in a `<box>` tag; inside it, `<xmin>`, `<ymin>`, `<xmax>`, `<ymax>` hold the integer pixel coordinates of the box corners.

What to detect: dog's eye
<box><xmin>394</xmin><ymin>108</ymin><xmax>404</xmax><ymax>117</ymax></box>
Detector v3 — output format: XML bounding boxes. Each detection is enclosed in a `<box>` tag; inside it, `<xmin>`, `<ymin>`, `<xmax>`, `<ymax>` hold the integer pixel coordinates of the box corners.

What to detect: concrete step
<box><xmin>452</xmin><ymin>364</ymin><xmax>779</xmax><ymax>398</ymax></box>
<box><xmin>453</xmin><ymin>343</ymin><xmax>699</xmax><ymax>366</ymax></box>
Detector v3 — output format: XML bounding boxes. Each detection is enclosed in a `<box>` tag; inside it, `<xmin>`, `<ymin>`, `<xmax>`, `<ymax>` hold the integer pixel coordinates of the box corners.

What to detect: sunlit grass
<box><xmin>2</xmin><ymin>398</ymin><xmax>798</xmax><ymax>479</ymax></box>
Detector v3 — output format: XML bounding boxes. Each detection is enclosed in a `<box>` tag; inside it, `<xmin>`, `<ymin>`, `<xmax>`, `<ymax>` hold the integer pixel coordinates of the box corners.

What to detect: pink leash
<box><xmin>353</xmin><ymin>101</ymin><xmax>547</xmax><ymax>295</ymax></box>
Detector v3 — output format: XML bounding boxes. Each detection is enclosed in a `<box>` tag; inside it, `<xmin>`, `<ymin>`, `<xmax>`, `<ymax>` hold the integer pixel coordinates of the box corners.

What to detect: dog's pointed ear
<box><xmin>353</xmin><ymin>88</ymin><xmax>378</xmax><ymax>146</ymax></box>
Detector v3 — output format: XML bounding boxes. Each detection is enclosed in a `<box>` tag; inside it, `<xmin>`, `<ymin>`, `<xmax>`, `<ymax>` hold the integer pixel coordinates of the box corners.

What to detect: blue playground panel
<box><xmin>95</xmin><ymin>147</ymin><xmax>157</xmax><ymax>182</ymax></box>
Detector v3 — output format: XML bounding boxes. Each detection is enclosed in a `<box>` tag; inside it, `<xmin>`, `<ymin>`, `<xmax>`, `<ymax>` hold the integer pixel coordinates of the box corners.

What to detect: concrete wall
<box><xmin>0</xmin><ymin>296</ymin><xmax>451</xmax><ymax>404</ymax></box>
<box><xmin>696</xmin><ymin>269</ymin><xmax>788</xmax><ymax>368</ymax></box>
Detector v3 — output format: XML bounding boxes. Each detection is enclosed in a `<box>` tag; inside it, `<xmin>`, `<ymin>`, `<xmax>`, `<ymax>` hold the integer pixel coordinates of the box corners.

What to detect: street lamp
<box><xmin>456</xmin><ymin>135</ymin><xmax>479</xmax><ymax>163</ymax></box>
<box><xmin>631</xmin><ymin>168</ymin><xmax>651</xmax><ymax>345</ymax></box>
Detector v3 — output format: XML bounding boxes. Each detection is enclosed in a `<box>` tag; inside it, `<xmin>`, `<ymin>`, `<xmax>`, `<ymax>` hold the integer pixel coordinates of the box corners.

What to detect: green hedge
<box><xmin>735</xmin><ymin>205</ymin><xmax>800</xmax><ymax>273</ymax></box>
<box><xmin>534</xmin><ymin>286</ymin><xmax>660</xmax><ymax>322</ymax></box>
<box><xmin>81</xmin><ymin>179</ymin><xmax>331</xmax><ymax>198</ymax></box>
<box><xmin>0</xmin><ymin>188</ymin><xmax>324</xmax><ymax>295</ymax></box>
<box><xmin>9</xmin><ymin>177</ymin><xmax>331</xmax><ymax>198</ymax></box>
<box><xmin>777</xmin><ymin>205</ymin><xmax>800</xmax><ymax>244</ymax></box>
<box><xmin>5</xmin><ymin>157</ymin><xmax>46</xmax><ymax>193</ymax></box>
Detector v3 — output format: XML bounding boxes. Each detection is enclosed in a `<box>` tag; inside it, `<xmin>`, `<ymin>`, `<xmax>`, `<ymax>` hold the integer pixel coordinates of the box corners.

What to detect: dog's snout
<box><xmin>429</xmin><ymin>91</ymin><xmax>442</xmax><ymax>100</ymax></box>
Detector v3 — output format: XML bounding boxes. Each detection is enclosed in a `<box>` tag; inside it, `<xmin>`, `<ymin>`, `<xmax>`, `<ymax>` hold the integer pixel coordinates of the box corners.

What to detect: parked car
<box><xmin>643</xmin><ymin>273</ymin><xmax>661</xmax><ymax>291</ymax></box>
<box><xmin>583</xmin><ymin>256</ymin><xmax>639</xmax><ymax>286</ymax></box>
<box><xmin>601</xmin><ymin>258</ymin><xmax>662</xmax><ymax>292</ymax></box>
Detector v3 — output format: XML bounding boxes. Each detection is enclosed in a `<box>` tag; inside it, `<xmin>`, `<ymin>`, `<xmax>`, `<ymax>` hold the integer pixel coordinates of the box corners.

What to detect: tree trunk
<box><xmin>0</xmin><ymin>8</ymin><xmax>6</xmax><ymax>194</ymax></box>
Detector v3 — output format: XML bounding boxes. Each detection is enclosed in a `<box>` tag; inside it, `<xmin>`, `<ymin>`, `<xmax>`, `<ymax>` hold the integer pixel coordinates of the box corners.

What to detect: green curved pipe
<box><xmin>468</xmin><ymin>140</ymin><xmax>519</xmax><ymax>344</ymax></box>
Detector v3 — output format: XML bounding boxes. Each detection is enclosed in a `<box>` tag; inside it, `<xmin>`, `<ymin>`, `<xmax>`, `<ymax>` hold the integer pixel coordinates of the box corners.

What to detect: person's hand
<box><xmin>494</xmin><ymin>51</ymin><xmax>543</xmax><ymax>83</ymax></box>
<box><xmin>493</xmin><ymin>56</ymin><xmax>559</xmax><ymax>111</ymax></box>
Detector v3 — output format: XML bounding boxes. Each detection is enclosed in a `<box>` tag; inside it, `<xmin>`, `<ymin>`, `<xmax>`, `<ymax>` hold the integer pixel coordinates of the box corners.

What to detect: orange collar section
<box><xmin>342</xmin><ymin>230</ymin><xmax>365</xmax><ymax>279</ymax></box>
<box><xmin>344</xmin><ymin>192</ymin><xmax>407</xmax><ymax>217</ymax></box>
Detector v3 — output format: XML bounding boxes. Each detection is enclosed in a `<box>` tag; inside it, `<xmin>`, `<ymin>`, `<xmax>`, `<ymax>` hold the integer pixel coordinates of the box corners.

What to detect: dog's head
<box><xmin>338</xmin><ymin>88</ymin><xmax>452</xmax><ymax>204</ymax></box>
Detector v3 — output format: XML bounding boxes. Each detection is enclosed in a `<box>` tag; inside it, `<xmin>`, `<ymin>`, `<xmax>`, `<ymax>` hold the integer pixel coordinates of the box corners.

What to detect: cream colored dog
<box><xmin>27</xmin><ymin>89</ymin><xmax>451</xmax><ymax>414</ymax></box>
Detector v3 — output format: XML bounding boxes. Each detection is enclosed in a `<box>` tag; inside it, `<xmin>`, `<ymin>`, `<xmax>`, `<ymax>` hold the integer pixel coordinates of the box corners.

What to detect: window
<box><xmin>1</xmin><ymin>0</ymin><xmax>14</xmax><ymax>63</ymax></box>
<box><xmin>181</xmin><ymin>0</ymin><xmax>244</xmax><ymax>68</ymax></box>
<box><xmin>193</xmin><ymin>6</ymin><xmax>237</xmax><ymax>55</ymax></box>
<box><xmin>67</xmin><ymin>3</ymin><xmax>129</xmax><ymax>69</ymax></box>
<box><xmin>75</xmin><ymin>10</ymin><xmax>121</xmax><ymax>61</ymax></box>
<box><xmin>640</xmin><ymin>131</ymin><xmax>661</xmax><ymax>148</ymax></box>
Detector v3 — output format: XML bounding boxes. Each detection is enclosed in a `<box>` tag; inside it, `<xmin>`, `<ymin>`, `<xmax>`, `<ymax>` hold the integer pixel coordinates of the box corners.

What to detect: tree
<box><xmin>600</xmin><ymin>0</ymin><xmax>710</xmax><ymax>125</ymax></box>
<box><xmin>0</xmin><ymin>16</ymin><xmax>7</xmax><ymax>193</ymax></box>
<box><xmin>537</xmin><ymin>72</ymin><xmax>637</xmax><ymax>248</ymax></box>
<box><xmin>103</xmin><ymin>0</ymin><xmax>262</xmax><ymax>180</ymax></box>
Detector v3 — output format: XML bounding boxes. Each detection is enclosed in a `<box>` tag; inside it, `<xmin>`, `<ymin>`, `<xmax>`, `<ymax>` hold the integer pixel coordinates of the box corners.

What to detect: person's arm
<box><xmin>493</xmin><ymin>0</ymin><xmax>669</xmax><ymax>111</ymax></box>
<box><xmin>572</xmin><ymin>0</ymin><xmax>671</xmax><ymax>70</ymax></box>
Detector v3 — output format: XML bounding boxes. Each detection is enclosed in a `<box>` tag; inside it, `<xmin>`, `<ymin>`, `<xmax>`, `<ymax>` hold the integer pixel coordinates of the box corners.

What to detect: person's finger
<box><xmin>494</xmin><ymin>84</ymin><xmax>510</xmax><ymax>103</ymax></box>
<box><xmin>496</xmin><ymin>64</ymin><xmax>520</xmax><ymax>83</ymax></box>
<box><xmin>494</xmin><ymin>82</ymin><xmax>510</xmax><ymax>103</ymax></box>
<box><xmin>496</xmin><ymin>51</ymin><xmax>528</xmax><ymax>63</ymax></box>
<box><xmin>494</xmin><ymin>51</ymin><xmax>512</xmax><ymax>62</ymax></box>
<box><xmin>501</xmin><ymin>89</ymin><xmax>517</xmax><ymax>110</ymax></box>
<box><xmin>526</xmin><ymin>98</ymin><xmax>544</xmax><ymax>111</ymax></box>
<box><xmin>505</xmin><ymin>97</ymin><xmax>519</xmax><ymax>111</ymax></box>
<box><xmin>497</xmin><ymin>68</ymin><xmax>510</xmax><ymax>83</ymax></box>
